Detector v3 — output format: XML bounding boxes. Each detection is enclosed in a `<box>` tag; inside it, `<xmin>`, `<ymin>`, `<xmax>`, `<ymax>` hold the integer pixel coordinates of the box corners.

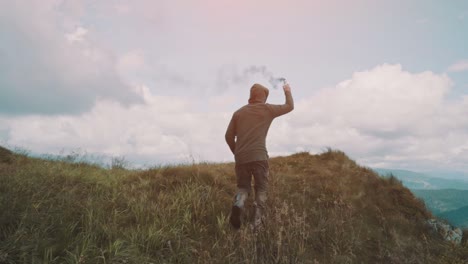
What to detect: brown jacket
<box><xmin>225</xmin><ymin>84</ymin><xmax>294</xmax><ymax>164</ymax></box>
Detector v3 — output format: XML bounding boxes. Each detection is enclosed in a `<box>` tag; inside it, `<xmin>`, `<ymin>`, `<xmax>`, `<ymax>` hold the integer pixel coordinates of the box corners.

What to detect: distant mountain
<box><xmin>374</xmin><ymin>169</ymin><xmax>468</xmax><ymax>228</ymax></box>
<box><xmin>411</xmin><ymin>189</ymin><xmax>468</xmax><ymax>214</ymax></box>
<box><xmin>439</xmin><ymin>205</ymin><xmax>468</xmax><ymax>228</ymax></box>
<box><xmin>426</xmin><ymin>171</ymin><xmax>468</xmax><ymax>181</ymax></box>
<box><xmin>373</xmin><ymin>168</ymin><xmax>468</xmax><ymax>190</ymax></box>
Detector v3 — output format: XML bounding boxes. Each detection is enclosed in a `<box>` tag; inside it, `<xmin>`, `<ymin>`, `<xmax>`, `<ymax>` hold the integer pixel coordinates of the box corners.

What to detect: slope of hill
<box><xmin>411</xmin><ymin>189</ymin><xmax>468</xmax><ymax>215</ymax></box>
<box><xmin>373</xmin><ymin>168</ymin><xmax>468</xmax><ymax>190</ymax></box>
<box><xmin>0</xmin><ymin>145</ymin><xmax>13</xmax><ymax>163</ymax></box>
<box><xmin>1</xmin><ymin>148</ymin><xmax>467</xmax><ymax>263</ymax></box>
<box><xmin>440</xmin><ymin>206</ymin><xmax>468</xmax><ymax>228</ymax></box>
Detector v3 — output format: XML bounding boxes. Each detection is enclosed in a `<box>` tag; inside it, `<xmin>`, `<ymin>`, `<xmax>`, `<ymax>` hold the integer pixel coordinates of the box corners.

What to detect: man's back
<box><xmin>225</xmin><ymin>84</ymin><xmax>294</xmax><ymax>164</ymax></box>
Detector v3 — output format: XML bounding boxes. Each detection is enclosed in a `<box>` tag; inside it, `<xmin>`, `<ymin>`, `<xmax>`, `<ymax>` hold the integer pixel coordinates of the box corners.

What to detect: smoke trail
<box><xmin>217</xmin><ymin>65</ymin><xmax>286</xmax><ymax>90</ymax></box>
<box><xmin>240</xmin><ymin>65</ymin><xmax>286</xmax><ymax>89</ymax></box>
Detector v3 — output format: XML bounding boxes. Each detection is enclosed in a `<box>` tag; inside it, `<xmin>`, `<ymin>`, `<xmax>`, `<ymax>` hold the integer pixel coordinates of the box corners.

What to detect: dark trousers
<box><xmin>233</xmin><ymin>160</ymin><xmax>269</xmax><ymax>212</ymax></box>
<box><xmin>235</xmin><ymin>160</ymin><xmax>269</xmax><ymax>195</ymax></box>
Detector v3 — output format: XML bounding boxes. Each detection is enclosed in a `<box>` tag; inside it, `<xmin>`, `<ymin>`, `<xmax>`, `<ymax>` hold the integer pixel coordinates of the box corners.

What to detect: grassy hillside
<box><xmin>1</xmin><ymin>147</ymin><xmax>468</xmax><ymax>263</ymax></box>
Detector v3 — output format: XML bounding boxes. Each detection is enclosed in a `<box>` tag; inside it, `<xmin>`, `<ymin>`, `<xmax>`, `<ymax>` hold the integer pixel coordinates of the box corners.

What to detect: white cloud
<box><xmin>0</xmin><ymin>1</ymin><xmax>141</xmax><ymax>115</ymax></box>
<box><xmin>292</xmin><ymin>64</ymin><xmax>451</xmax><ymax>136</ymax></box>
<box><xmin>448</xmin><ymin>60</ymin><xmax>468</xmax><ymax>72</ymax></box>
<box><xmin>65</xmin><ymin>26</ymin><xmax>88</xmax><ymax>43</ymax></box>
<box><xmin>269</xmin><ymin>64</ymin><xmax>467</xmax><ymax>172</ymax></box>
<box><xmin>4</xmin><ymin>85</ymin><xmax>232</xmax><ymax>164</ymax></box>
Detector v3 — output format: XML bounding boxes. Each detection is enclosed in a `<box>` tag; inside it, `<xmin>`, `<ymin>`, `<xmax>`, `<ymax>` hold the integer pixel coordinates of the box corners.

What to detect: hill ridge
<box><xmin>0</xmin><ymin>147</ymin><xmax>467</xmax><ymax>263</ymax></box>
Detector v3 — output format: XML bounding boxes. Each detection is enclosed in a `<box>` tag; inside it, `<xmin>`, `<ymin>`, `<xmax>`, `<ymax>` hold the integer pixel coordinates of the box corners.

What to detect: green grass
<box><xmin>0</xmin><ymin>147</ymin><xmax>467</xmax><ymax>263</ymax></box>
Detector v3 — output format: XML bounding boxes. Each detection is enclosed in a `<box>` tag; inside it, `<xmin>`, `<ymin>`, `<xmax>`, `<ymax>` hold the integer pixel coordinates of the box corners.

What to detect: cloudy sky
<box><xmin>1</xmin><ymin>0</ymin><xmax>468</xmax><ymax>175</ymax></box>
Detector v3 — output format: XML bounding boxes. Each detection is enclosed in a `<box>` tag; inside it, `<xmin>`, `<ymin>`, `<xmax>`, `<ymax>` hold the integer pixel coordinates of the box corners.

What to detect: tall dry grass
<box><xmin>0</xmin><ymin>148</ymin><xmax>467</xmax><ymax>263</ymax></box>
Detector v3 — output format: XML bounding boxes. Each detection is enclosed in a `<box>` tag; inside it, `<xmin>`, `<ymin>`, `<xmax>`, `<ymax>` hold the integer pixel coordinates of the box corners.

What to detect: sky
<box><xmin>1</xmin><ymin>0</ymin><xmax>468</xmax><ymax>176</ymax></box>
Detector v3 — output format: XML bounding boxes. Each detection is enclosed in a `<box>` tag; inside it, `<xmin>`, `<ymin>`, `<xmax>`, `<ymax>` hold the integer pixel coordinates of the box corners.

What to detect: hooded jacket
<box><xmin>248</xmin><ymin>83</ymin><xmax>270</xmax><ymax>104</ymax></box>
<box><xmin>225</xmin><ymin>83</ymin><xmax>294</xmax><ymax>164</ymax></box>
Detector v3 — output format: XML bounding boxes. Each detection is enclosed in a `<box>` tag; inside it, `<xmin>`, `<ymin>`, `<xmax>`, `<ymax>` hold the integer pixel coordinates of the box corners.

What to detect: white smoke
<box><xmin>217</xmin><ymin>65</ymin><xmax>286</xmax><ymax>90</ymax></box>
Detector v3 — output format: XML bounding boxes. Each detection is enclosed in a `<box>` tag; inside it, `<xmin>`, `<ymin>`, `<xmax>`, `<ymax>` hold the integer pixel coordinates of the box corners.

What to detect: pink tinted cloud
<box><xmin>448</xmin><ymin>60</ymin><xmax>468</xmax><ymax>72</ymax></box>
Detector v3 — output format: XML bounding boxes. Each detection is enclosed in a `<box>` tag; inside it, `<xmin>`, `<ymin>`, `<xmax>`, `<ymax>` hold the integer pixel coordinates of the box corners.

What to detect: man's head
<box><xmin>248</xmin><ymin>83</ymin><xmax>269</xmax><ymax>104</ymax></box>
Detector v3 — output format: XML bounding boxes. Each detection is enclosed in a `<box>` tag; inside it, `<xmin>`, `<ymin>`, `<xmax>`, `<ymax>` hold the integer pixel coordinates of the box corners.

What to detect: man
<box><xmin>225</xmin><ymin>82</ymin><xmax>294</xmax><ymax>229</ymax></box>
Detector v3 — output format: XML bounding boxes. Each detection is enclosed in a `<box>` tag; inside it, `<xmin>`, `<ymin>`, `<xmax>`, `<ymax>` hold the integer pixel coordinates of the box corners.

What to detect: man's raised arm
<box><xmin>268</xmin><ymin>83</ymin><xmax>294</xmax><ymax>117</ymax></box>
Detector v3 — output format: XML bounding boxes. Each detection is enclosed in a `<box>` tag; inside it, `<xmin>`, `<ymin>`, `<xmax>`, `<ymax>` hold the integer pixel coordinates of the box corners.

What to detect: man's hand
<box><xmin>283</xmin><ymin>83</ymin><xmax>291</xmax><ymax>93</ymax></box>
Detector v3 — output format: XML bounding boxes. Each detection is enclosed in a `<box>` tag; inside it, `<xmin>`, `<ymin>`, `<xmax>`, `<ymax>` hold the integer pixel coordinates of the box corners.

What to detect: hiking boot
<box><xmin>230</xmin><ymin>205</ymin><xmax>241</xmax><ymax>229</ymax></box>
<box><xmin>253</xmin><ymin>203</ymin><xmax>264</xmax><ymax>231</ymax></box>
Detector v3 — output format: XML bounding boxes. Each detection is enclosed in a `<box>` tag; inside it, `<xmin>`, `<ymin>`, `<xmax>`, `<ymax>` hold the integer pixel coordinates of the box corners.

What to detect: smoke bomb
<box><xmin>270</xmin><ymin>77</ymin><xmax>287</xmax><ymax>88</ymax></box>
